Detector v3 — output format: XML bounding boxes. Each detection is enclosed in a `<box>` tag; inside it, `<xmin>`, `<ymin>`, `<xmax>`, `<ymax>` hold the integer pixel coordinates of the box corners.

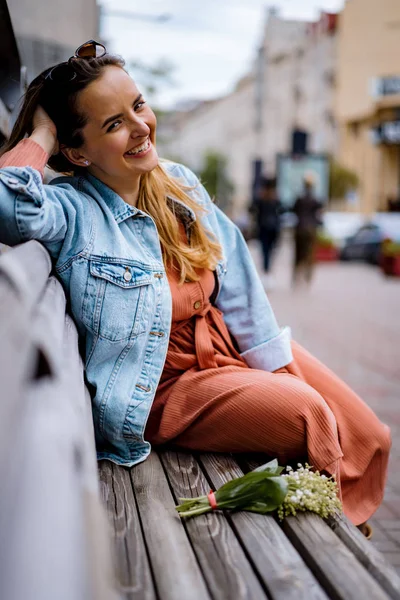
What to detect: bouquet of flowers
<box><xmin>175</xmin><ymin>459</ymin><xmax>342</xmax><ymax>520</ymax></box>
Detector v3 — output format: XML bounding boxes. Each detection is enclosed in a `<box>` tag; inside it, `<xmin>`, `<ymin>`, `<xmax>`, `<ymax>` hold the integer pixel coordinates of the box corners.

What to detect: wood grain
<box><xmin>199</xmin><ymin>453</ymin><xmax>328</xmax><ymax>600</ymax></box>
<box><xmin>132</xmin><ymin>451</ymin><xmax>211</xmax><ymax>600</ymax></box>
<box><xmin>0</xmin><ymin>242</ymin><xmax>118</xmax><ymax>600</ymax></box>
<box><xmin>0</xmin><ymin>241</ymin><xmax>50</xmax><ymax>467</ymax></box>
<box><xmin>283</xmin><ymin>513</ymin><xmax>390</xmax><ymax>600</ymax></box>
<box><xmin>327</xmin><ymin>514</ymin><xmax>400</xmax><ymax>599</ymax></box>
<box><xmin>99</xmin><ymin>461</ymin><xmax>156</xmax><ymax>600</ymax></box>
<box><xmin>161</xmin><ymin>450</ymin><xmax>268</xmax><ymax>600</ymax></box>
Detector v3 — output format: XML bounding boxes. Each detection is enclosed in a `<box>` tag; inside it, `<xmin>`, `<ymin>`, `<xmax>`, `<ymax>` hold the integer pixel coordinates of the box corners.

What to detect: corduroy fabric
<box><xmin>146</xmin><ymin>263</ymin><xmax>391</xmax><ymax>526</ymax></box>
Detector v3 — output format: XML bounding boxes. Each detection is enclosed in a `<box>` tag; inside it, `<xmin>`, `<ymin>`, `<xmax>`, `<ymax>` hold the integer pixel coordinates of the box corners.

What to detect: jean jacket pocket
<box><xmin>82</xmin><ymin>260</ymin><xmax>153</xmax><ymax>342</ymax></box>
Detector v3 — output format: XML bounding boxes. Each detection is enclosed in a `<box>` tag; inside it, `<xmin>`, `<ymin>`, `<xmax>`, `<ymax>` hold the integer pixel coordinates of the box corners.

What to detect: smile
<box><xmin>125</xmin><ymin>138</ymin><xmax>151</xmax><ymax>158</ymax></box>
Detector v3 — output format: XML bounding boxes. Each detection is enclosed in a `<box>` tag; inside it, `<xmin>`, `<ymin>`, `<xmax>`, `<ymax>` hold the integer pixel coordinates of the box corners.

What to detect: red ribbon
<box><xmin>207</xmin><ymin>490</ymin><xmax>218</xmax><ymax>510</ymax></box>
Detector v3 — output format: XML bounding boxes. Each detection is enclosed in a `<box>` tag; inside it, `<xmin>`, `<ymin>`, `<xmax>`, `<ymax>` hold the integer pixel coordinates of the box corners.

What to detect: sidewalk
<box><xmin>249</xmin><ymin>236</ymin><xmax>400</xmax><ymax>572</ymax></box>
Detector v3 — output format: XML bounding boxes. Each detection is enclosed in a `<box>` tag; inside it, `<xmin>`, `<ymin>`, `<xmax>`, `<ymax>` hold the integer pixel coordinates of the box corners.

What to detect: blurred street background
<box><xmin>1</xmin><ymin>0</ymin><xmax>400</xmax><ymax>573</ymax></box>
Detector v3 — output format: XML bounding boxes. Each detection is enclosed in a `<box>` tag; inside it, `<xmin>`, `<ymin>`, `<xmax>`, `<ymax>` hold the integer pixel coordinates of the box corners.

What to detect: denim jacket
<box><xmin>0</xmin><ymin>160</ymin><xmax>292</xmax><ymax>466</ymax></box>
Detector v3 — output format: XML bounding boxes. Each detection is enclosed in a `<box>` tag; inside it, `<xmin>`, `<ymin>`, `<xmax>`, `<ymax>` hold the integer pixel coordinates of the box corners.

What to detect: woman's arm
<box><xmin>0</xmin><ymin>117</ymin><xmax>87</xmax><ymax>259</ymax></box>
<box><xmin>167</xmin><ymin>162</ymin><xmax>293</xmax><ymax>372</ymax></box>
<box><xmin>0</xmin><ymin>138</ymin><xmax>48</xmax><ymax>173</ymax></box>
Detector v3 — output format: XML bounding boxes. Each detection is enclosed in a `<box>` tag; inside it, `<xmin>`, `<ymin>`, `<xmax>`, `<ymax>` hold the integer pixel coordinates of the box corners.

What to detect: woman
<box><xmin>0</xmin><ymin>41</ymin><xmax>390</xmax><ymax>533</ymax></box>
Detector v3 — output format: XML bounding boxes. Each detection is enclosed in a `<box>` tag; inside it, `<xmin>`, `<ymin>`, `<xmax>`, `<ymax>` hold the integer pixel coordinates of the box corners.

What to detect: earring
<box><xmin>83</xmin><ymin>160</ymin><xmax>90</xmax><ymax>166</ymax></box>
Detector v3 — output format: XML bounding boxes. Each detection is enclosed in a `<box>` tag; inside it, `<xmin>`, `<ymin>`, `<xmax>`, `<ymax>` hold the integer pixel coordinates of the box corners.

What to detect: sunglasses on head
<box><xmin>45</xmin><ymin>40</ymin><xmax>107</xmax><ymax>83</ymax></box>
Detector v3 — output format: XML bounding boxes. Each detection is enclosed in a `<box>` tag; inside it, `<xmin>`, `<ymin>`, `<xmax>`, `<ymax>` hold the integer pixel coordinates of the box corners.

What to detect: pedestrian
<box><xmin>250</xmin><ymin>177</ymin><xmax>281</xmax><ymax>288</ymax></box>
<box><xmin>292</xmin><ymin>173</ymin><xmax>323</xmax><ymax>286</ymax></box>
<box><xmin>0</xmin><ymin>41</ymin><xmax>390</xmax><ymax>536</ymax></box>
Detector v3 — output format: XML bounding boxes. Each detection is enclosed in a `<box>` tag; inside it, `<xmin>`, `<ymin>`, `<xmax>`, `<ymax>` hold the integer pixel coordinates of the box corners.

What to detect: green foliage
<box><xmin>175</xmin><ymin>459</ymin><xmax>343</xmax><ymax>520</ymax></box>
<box><xmin>176</xmin><ymin>459</ymin><xmax>288</xmax><ymax>518</ymax></box>
<box><xmin>198</xmin><ymin>150</ymin><xmax>235</xmax><ymax>212</ymax></box>
<box><xmin>316</xmin><ymin>231</ymin><xmax>336</xmax><ymax>248</ymax></box>
<box><xmin>382</xmin><ymin>240</ymin><xmax>400</xmax><ymax>256</ymax></box>
<box><xmin>329</xmin><ymin>159</ymin><xmax>359</xmax><ymax>200</ymax></box>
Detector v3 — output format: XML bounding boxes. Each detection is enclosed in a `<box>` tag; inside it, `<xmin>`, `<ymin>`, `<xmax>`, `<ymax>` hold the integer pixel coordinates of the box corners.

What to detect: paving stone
<box><xmin>376</xmin><ymin>520</ymin><xmax>400</xmax><ymax>531</ymax></box>
<box><xmin>372</xmin><ymin>540</ymin><xmax>400</xmax><ymax>552</ymax></box>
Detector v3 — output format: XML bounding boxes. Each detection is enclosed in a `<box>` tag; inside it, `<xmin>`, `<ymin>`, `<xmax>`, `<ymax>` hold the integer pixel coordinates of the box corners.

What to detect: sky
<box><xmin>99</xmin><ymin>0</ymin><xmax>345</xmax><ymax>109</ymax></box>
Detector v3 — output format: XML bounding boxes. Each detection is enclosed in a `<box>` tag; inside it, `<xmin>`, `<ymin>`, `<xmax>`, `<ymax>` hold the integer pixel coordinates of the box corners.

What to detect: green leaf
<box><xmin>215</xmin><ymin>473</ymin><xmax>289</xmax><ymax>511</ymax></box>
<box><xmin>252</xmin><ymin>459</ymin><xmax>283</xmax><ymax>475</ymax></box>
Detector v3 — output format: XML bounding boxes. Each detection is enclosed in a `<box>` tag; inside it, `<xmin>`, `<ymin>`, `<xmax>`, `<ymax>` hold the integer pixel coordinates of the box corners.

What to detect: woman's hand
<box><xmin>31</xmin><ymin>106</ymin><xmax>59</xmax><ymax>155</ymax></box>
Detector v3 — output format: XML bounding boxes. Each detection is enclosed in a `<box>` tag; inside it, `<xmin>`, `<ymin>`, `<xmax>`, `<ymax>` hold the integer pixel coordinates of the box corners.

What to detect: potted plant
<box><xmin>314</xmin><ymin>231</ymin><xmax>338</xmax><ymax>261</ymax></box>
<box><xmin>380</xmin><ymin>239</ymin><xmax>400</xmax><ymax>276</ymax></box>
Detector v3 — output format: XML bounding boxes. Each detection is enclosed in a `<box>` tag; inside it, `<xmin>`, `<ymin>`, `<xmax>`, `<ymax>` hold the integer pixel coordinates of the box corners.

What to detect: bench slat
<box><xmin>63</xmin><ymin>316</ymin><xmax>117</xmax><ymax>600</ymax></box>
<box><xmin>0</xmin><ymin>241</ymin><xmax>51</xmax><ymax>467</ymax></box>
<box><xmin>0</xmin><ymin>378</ymin><xmax>93</xmax><ymax>600</ymax></box>
<box><xmin>283</xmin><ymin>513</ymin><xmax>390</xmax><ymax>600</ymax></box>
<box><xmin>99</xmin><ymin>461</ymin><xmax>157</xmax><ymax>600</ymax></box>
<box><xmin>327</xmin><ymin>514</ymin><xmax>400</xmax><ymax>599</ymax></box>
<box><xmin>0</xmin><ymin>271</ymin><xmax>35</xmax><ymax>463</ymax></box>
<box><xmin>199</xmin><ymin>453</ymin><xmax>329</xmax><ymax>600</ymax></box>
<box><xmin>132</xmin><ymin>451</ymin><xmax>211</xmax><ymax>600</ymax></box>
<box><xmin>161</xmin><ymin>450</ymin><xmax>268</xmax><ymax>600</ymax></box>
<box><xmin>0</xmin><ymin>244</ymin><xmax>118</xmax><ymax>600</ymax></box>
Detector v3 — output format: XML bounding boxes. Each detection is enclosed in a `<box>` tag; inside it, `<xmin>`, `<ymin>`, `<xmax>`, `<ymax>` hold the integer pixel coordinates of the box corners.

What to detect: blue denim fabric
<box><xmin>0</xmin><ymin>161</ymin><xmax>292</xmax><ymax>466</ymax></box>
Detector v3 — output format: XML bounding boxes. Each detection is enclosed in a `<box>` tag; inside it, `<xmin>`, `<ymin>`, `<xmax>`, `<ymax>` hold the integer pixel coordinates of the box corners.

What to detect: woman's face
<box><xmin>72</xmin><ymin>66</ymin><xmax>158</xmax><ymax>182</ymax></box>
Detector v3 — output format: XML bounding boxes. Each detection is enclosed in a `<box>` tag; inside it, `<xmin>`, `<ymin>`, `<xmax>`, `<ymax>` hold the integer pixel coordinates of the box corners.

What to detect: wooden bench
<box><xmin>1</xmin><ymin>241</ymin><xmax>400</xmax><ymax>600</ymax></box>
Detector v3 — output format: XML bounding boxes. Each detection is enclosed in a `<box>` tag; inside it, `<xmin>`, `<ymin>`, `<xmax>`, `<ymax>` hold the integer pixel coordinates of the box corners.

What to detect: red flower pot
<box><xmin>380</xmin><ymin>254</ymin><xmax>400</xmax><ymax>276</ymax></box>
<box><xmin>314</xmin><ymin>245</ymin><xmax>338</xmax><ymax>262</ymax></box>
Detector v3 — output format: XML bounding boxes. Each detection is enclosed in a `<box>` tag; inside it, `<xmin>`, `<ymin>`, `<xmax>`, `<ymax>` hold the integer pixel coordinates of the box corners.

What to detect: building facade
<box><xmin>159</xmin><ymin>11</ymin><xmax>338</xmax><ymax>218</ymax></box>
<box><xmin>7</xmin><ymin>0</ymin><xmax>99</xmax><ymax>85</ymax></box>
<box><xmin>158</xmin><ymin>74</ymin><xmax>257</xmax><ymax>216</ymax></box>
<box><xmin>336</xmin><ymin>0</ymin><xmax>400</xmax><ymax>213</ymax></box>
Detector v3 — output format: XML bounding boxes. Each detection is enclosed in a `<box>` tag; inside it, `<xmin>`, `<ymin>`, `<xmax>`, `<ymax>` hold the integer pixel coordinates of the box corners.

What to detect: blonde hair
<box><xmin>138</xmin><ymin>163</ymin><xmax>222</xmax><ymax>283</ymax></box>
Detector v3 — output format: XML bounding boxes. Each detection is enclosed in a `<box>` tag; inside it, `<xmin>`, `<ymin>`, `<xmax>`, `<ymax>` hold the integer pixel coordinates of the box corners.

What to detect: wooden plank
<box><xmin>132</xmin><ymin>451</ymin><xmax>211</xmax><ymax>600</ymax></box>
<box><xmin>199</xmin><ymin>453</ymin><xmax>328</xmax><ymax>600</ymax></box>
<box><xmin>0</xmin><ymin>242</ymin><xmax>51</xmax><ymax>470</ymax></box>
<box><xmin>0</xmin><ymin>271</ymin><xmax>35</xmax><ymax>461</ymax></box>
<box><xmin>161</xmin><ymin>450</ymin><xmax>268</xmax><ymax>600</ymax></box>
<box><xmin>0</xmin><ymin>240</ymin><xmax>51</xmax><ymax>307</ymax></box>
<box><xmin>63</xmin><ymin>315</ymin><xmax>99</xmax><ymax>491</ymax></box>
<box><xmin>0</xmin><ymin>377</ymin><xmax>92</xmax><ymax>600</ymax></box>
<box><xmin>99</xmin><ymin>461</ymin><xmax>157</xmax><ymax>600</ymax></box>
<box><xmin>31</xmin><ymin>276</ymin><xmax>66</xmax><ymax>374</ymax></box>
<box><xmin>0</xmin><ymin>248</ymin><xmax>118</xmax><ymax>600</ymax></box>
<box><xmin>62</xmin><ymin>315</ymin><xmax>118</xmax><ymax>600</ymax></box>
<box><xmin>283</xmin><ymin>513</ymin><xmax>390</xmax><ymax>600</ymax></box>
<box><xmin>327</xmin><ymin>514</ymin><xmax>400</xmax><ymax>600</ymax></box>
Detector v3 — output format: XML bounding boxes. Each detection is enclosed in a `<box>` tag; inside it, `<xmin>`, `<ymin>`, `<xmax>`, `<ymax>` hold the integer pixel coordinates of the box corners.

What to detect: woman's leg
<box><xmin>281</xmin><ymin>341</ymin><xmax>391</xmax><ymax>525</ymax></box>
<box><xmin>148</xmin><ymin>343</ymin><xmax>390</xmax><ymax>525</ymax></box>
<box><xmin>148</xmin><ymin>365</ymin><xmax>342</xmax><ymax>490</ymax></box>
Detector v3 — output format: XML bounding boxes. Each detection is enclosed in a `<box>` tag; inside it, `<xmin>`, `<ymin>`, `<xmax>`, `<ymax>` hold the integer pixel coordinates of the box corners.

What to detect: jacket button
<box><xmin>193</xmin><ymin>300</ymin><xmax>201</xmax><ymax>310</ymax></box>
<box><xmin>124</xmin><ymin>270</ymin><xmax>132</xmax><ymax>282</ymax></box>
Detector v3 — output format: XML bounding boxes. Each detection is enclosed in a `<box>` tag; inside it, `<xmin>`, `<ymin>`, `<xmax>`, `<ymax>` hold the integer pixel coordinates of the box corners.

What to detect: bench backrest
<box><xmin>0</xmin><ymin>241</ymin><xmax>118</xmax><ymax>600</ymax></box>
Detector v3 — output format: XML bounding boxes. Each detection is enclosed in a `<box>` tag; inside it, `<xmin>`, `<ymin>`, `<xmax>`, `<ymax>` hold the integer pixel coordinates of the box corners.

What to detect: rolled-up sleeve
<box><xmin>240</xmin><ymin>327</ymin><xmax>293</xmax><ymax>372</ymax></box>
<box><xmin>167</xmin><ymin>161</ymin><xmax>294</xmax><ymax>373</ymax></box>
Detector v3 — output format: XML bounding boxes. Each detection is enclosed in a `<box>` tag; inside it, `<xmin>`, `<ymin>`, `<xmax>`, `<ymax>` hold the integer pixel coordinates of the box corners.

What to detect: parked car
<box><xmin>339</xmin><ymin>215</ymin><xmax>400</xmax><ymax>264</ymax></box>
<box><xmin>321</xmin><ymin>212</ymin><xmax>364</xmax><ymax>248</ymax></box>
